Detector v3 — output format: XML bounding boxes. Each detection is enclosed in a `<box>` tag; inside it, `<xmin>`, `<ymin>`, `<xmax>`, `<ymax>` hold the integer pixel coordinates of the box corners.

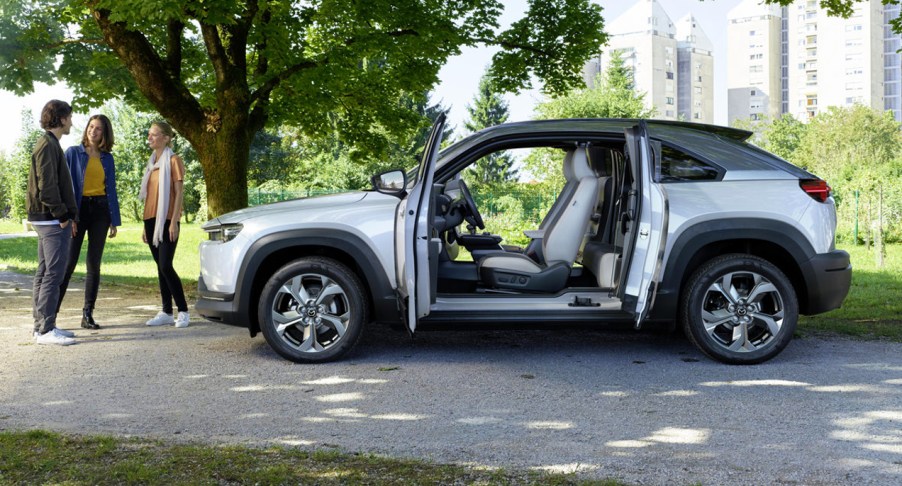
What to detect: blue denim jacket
<box><xmin>65</xmin><ymin>144</ymin><xmax>122</xmax><ymax>227</ymax></box>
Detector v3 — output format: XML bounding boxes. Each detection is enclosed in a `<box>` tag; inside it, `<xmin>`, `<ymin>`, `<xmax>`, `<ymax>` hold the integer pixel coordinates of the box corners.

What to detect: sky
<box><xmin>0</xmin><ymin>0</ymin><xmax>743</xmax><ymax>155</ymax></box>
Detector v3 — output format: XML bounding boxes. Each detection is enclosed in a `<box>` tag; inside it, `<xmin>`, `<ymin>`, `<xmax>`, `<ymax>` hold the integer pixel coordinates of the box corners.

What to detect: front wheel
<box><xmin>258</xmin><ymin>257</ymin><xmax>367</xmax><ymax>363</ymax></box>
<box><xmin>681</xmin><ymin>254</ymin><xmax>798</xmax><ymax>365</ymax></box>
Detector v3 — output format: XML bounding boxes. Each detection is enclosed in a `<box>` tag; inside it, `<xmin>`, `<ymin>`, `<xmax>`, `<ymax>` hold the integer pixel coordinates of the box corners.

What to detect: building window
<box><xmin>750</xmin><ymin>53</ymin><xmax>763</xmax><ymax>60</ymax></box>
<box><xmin>666</xmin><ymin>71</ymin><xmax>674</xmax><ymax>80</ymax></box>
<box><xmin>666</xmin><ymin>97</ymin><xmax>674</xmax><ymax>105</ymax></box>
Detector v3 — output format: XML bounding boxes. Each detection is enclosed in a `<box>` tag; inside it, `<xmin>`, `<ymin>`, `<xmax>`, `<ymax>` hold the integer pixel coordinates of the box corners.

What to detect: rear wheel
<box><xmin>681</xmin><ymin>254</ymin><xmax>798</xmax><ymax>364</ymax></box>
<box><xmin>258</xmin><ymin>257</ymin><xmax>367</xmax><ymax>363</ymax></box>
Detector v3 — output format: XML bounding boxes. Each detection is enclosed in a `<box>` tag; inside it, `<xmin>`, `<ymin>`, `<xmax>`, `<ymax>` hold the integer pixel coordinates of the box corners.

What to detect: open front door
<box><xmin>395</xmin><ymin>113</ymin><xmax>446</xmax><ymax>333</ymax></box>
<box><xmin>621</xmin><ymin>121</ymin><xmax>668</xmax><ymax>328</ymax></box>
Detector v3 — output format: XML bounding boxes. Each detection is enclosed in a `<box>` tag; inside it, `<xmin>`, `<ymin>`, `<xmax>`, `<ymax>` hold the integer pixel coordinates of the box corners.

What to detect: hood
<box><xmin>203</xmin><ymin>191</ymin><xmax>368</xmax><ymax>228</ymax></box>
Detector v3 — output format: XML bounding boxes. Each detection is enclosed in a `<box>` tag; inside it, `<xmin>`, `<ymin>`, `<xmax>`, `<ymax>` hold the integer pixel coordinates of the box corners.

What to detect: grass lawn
<box><xmin>798</xmin><ymin>242</ymin><xmax>902</xmax><ymax>340</ymax></box>
<box><xmin>0</xmin><ymin>220</ymin><xmax>202</xmax><ymax>300</ymax></box>
<box><xmin>0</xmin><ymin>430</ymin><xmax>619</xmax><ymax>485</ymax></box>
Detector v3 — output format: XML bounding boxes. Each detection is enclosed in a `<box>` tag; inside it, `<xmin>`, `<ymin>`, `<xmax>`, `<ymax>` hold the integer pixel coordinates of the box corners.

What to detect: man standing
<box><xmin>27</xmin><ymin>100</ymin><xmax>78</xmax><ymax>345</ymax></box>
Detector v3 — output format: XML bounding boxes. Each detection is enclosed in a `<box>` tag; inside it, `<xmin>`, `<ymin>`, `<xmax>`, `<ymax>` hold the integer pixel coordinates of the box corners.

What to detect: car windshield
<box><xmin>402</xmin><ymin>131</ymin><xmax>482</xmax><ymax>190</ymax></box>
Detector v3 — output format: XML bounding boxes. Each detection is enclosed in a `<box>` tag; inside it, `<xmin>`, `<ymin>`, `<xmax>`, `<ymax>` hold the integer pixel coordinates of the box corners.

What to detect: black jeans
<box><xmin>59</xmin><ymin>196</ymin><xmax>112</xmax><ymax>312</ymax></box>
<box><xmin>144</xmin><ymin>218</ymin><xmax>188</xmax><ymax>314</ymax></box>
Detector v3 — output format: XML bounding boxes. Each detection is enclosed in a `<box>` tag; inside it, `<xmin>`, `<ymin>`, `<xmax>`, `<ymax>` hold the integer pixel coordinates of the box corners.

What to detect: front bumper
<box><xmin>800</xmin><ymin>250</ymin><xmax>852</xmax><ymax>315</ymax></box>
<box><xmin>195</xmin><ymin>276</ymin><xmax>245</xmax><ymax>328</ymax></box>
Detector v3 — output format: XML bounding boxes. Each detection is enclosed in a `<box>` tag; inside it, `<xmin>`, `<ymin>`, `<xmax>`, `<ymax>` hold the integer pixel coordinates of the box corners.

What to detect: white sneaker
<box><xmin>35</xmin><ymin>329</ymin><xmax>76</xmax><ymax>346</ymax></box>
<box><xmin>54</xmin><ymin>328</ymin><xmax>75</xmax><ymax>338</ymax></box>
<box><xmin>146</xmin><ymin>312</ymin><xmax>175</xmax><ymax>326</ymax></box>
<box><xmin>175</xmin><ymin>311</ymin><xmax>190</xmax><ymax>328</ymax></box>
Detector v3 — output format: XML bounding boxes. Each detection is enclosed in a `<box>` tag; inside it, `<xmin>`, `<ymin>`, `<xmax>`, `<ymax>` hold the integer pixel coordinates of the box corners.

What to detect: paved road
<box><xmin>1</xmin><ymin>270</ymin><xmax>901</xmax><ymax>485</ymax></box>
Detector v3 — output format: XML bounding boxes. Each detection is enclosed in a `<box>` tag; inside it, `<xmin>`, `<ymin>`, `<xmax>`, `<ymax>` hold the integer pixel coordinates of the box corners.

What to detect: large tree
<box><xmin>0</xmin><ymin>0</ymin><xmax>606</xmax><ymax>217</ymax></box>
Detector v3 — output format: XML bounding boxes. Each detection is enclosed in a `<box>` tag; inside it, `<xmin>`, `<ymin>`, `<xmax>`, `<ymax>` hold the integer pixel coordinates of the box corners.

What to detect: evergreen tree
<box><xmin>465</xmin><ymin>73</ymin><xmax>517</xmax><ymax>184</ymax></box>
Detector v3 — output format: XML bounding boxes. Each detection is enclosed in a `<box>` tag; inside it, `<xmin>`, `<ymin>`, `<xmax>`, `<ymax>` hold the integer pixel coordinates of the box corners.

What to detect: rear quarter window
<box><xmin>658</xmin><ymin>145</ymin><xmax>722</xmax><ymax>182</ymax></box>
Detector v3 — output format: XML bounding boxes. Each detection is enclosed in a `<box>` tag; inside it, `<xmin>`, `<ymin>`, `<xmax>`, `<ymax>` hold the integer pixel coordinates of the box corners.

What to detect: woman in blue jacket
<box><xmin>58</xmin><ymin>114</ymin><xmax>121</xmax><ymax>330</ymax></box>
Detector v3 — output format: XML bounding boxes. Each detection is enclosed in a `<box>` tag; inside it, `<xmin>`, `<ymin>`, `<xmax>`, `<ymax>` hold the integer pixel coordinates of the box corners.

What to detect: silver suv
<box><xmin>197</xmin><ymin>117</ymin><xmax>851</xmax><ymax>364</ymax></box>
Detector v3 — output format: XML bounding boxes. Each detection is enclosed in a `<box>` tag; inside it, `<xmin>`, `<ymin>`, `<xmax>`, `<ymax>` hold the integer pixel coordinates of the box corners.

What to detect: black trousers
<box><xmin>59</xmin><ymin>196</ymin><xmax>111</xmax><ymax>312</ymax></box>
<box><xmin>144</xmin><ymin>218</ymin><xmax>188</xmax><ymax>314</ymax></box>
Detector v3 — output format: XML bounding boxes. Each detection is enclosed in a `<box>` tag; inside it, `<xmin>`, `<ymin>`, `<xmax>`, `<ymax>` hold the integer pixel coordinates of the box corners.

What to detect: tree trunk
<box><xmin>197</xmin><ymin>128</ymin><xmax>251</xmax><ymax>219</ymax></box>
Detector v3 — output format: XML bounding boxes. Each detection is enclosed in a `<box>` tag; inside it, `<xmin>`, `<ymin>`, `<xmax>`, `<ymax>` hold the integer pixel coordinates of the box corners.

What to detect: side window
<box><xmin>658</xmin><ymin>145</ymin><xmax>721</xmax><ymax>182</ymax></box>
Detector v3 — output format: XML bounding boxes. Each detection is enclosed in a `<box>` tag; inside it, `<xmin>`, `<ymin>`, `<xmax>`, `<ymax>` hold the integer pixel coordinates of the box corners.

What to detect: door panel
<box><xmin>621</xmin><ymin>122</ymin><xmax>668</xmax><ymax>327</ymax></box>
<box><xmin>395</xmin><ymin>114</ymin><xmax>446</xmax><ymax>332</ymax></box>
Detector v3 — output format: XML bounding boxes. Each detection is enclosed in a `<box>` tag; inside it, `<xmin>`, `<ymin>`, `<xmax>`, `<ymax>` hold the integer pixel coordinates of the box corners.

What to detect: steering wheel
<box><xmin>457</xmin><ymin>179</ymin><xmax>485</xmax><ymax>230</ymax></box>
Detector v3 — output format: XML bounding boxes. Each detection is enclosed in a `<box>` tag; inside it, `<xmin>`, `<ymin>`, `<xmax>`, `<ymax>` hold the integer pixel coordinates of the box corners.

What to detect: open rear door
<box><xmin>394</xmin><ymin>113</ymin><xmax>446</xmax><ymax>333</ymax></box>
<box><xmin>621</xmin><ymin>121</ymin><xmax>668</xmax><ymax>328</ymax></box>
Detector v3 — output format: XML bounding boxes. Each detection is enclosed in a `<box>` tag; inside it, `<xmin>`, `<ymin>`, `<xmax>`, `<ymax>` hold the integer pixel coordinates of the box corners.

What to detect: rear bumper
<box><xmin>800</xmin><ymin>250</ymin><xmax>852</xmax><ymax>315</ymax></box>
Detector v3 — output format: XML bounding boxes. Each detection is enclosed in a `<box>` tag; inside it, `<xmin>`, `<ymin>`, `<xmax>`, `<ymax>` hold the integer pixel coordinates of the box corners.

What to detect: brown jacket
<box><xmin>27</xmin><ymin>131</ymin><xmax>78</xmax><ymax>222</ymax></box>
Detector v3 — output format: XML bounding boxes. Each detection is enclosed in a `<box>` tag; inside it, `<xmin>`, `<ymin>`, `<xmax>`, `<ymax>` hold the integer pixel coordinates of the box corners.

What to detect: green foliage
<box><xmin>260</xmin><ymin>92</ymin><xmax>453</xmax><ymax>193</ymax></box>
<box><xmin>790</xmin><ymin>106</ymin><xmax>902</xmax><ymax>242</ymax></box>
<box><xmin>733</xmin><ymin>114</ymin><xmax>808</xmax><ymax>164</ymax></box>
<box><xmin>465</xmin><ymin>71</ymin><xmax>517</xmax><ymax>185</ymax></box>
<box><xmin>0</xmin><ymin>110</ymin><xmax>42</xmax><ymax>220</ymax></box>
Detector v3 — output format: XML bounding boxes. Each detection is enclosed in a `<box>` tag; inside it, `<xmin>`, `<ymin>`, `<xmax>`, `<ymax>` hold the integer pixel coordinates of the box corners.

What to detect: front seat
<box><xmin>478</xmin><ymin>145</ymin><xmax>598</xmax><ymax>292</ymax></box>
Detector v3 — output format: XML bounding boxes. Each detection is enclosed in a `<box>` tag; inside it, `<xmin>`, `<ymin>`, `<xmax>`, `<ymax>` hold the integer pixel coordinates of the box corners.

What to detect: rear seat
<box><xmin>583</xmin><ymin>146</ymin><xmax>623</xmax><ymax>289</ymax></box>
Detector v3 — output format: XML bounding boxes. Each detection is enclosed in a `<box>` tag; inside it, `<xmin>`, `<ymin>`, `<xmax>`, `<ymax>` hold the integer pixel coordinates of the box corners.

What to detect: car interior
<box><xmin>430</xmin><ymin>138</ymin><xmax>635</xmax><ymax>299</ymax></box>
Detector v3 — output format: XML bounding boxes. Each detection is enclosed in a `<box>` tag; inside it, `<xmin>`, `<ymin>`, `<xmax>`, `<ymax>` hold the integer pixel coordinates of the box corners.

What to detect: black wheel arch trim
<box><xmin>235</xmin><ymin>229</ymin><xmax>399</xmax><ymax>334</ymax></box>
<box><xmin>650</xmin><ymin>218</ymin><xmax>817</xmax><ymax>321</ymax></box>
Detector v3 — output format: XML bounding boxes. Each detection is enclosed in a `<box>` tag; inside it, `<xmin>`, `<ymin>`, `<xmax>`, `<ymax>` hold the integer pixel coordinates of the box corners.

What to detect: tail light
<box><xmin>800</xmin><ymin>179</ymin><xmax>831</xmax><ymax>203</ymax></box>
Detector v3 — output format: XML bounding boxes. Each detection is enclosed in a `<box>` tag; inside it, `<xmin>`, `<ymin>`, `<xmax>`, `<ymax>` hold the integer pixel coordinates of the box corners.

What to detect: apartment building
<box><xmin>583</xmin><ymin>0</ymin><xmax>714</xmax><ymax>123</ymax></box>
<box><xmin>728</xmin><ymin>0</ymin><xmax>902</xmax><ymax>124</ymax></box>
<box><xmin>726</xmin><ymin>2</ymin><xmax>783</xmax><ymax>124</ymax></box>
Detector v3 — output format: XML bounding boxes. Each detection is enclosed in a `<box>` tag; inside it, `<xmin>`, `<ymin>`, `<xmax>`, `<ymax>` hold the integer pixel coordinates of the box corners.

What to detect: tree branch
<box><xmin>91</xmin><ymin>7</ymin><xmax>204</xmax><ymax>137</ymax></box>
<box><xmin>166</xmin><ymin>20</ymin><xmax>184</xmax><ymax>79</ymax></box>
<box><xmin>249</xmin><ymin>59</ymin><xmax>319</xmax><ymax>107</ymax></box>
<box><xmin>200</xmin><ymin>23</ymin><xmax>229</xmax><ymax>84</ymax></box>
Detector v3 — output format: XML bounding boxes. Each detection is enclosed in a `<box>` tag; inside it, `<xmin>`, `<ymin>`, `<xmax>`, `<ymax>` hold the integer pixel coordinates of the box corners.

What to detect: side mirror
<box><xmin>371</xmin><ymin>170</ymin><xmax>407</xmax><ymax>197</ymax></box>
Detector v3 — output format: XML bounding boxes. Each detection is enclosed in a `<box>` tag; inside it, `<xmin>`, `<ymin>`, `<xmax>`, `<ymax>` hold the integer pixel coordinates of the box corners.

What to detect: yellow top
<box><xmin>82</xmin><ymin>156</ymin><xmax>106</xmax><ymax>197</ymax></box>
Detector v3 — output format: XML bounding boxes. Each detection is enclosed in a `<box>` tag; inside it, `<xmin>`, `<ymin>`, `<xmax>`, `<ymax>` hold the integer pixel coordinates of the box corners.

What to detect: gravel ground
<box><xmin>2</xmin><ymin>270</ymin><xmax>902</xmax><ymax>485</ymax></box>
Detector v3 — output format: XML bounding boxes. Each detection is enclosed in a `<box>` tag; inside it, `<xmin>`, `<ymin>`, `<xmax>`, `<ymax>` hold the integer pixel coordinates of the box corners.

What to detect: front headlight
<box><xmin>205</xmin><ymin>223</ymin><xmax>243</xmax><ymax>242</ymax></box>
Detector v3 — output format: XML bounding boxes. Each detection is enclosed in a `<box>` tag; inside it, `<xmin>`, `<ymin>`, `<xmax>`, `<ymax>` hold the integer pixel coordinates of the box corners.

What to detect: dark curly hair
<box><xmin>40</xmin><ymin>100</ymin><xmax>73</xmax><ymax>130</ymax></box>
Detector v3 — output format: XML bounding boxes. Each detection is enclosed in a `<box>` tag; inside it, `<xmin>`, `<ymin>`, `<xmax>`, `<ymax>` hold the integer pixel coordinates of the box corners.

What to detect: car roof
<box><xmin>465</xmin><ymin>118</ymin><xmax>752</xmax><ymax>142</ymax></box>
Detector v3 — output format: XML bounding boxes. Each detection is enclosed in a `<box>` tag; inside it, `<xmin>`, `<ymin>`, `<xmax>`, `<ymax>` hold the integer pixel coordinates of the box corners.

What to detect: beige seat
<box><xmin>478</xmin><ymin>146</ymin><xmax>598</xmax><ymax>292</ymax></box>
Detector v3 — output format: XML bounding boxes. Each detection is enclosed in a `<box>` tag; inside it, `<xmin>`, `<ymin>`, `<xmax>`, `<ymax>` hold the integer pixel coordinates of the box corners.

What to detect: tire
<box><xmin>258</xmin><ymin>257</ymin><xmax>368</xmax><ymax>363</ymax></box>
<box><xmin>680</xmin><ymin>254</ymin><xmax>798</xmax><ymax>365</ymax></box>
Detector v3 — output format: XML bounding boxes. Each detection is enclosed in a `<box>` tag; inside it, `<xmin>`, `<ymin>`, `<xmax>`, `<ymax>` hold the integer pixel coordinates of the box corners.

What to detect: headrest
<box><xmin>561</xmin><ymin>150</ymin><xmax>575</xmax><ymax>182</ymax></box>
<box><xmin>570</xmin><ymin>147</ymin><xmax>594</xmax><ymax>180</ymax></box>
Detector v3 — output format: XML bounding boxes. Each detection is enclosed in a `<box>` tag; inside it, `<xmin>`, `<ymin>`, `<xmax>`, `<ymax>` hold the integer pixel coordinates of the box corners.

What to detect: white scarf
<box><xmin>139</xmin><ymin>147</ymin><xmax>174</xmax><ymax>247</ymax></box>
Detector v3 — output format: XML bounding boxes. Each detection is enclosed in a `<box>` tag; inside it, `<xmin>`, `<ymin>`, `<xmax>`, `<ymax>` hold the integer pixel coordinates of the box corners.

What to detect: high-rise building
<box><xmin>727</xmin><ymin>0</ymin><xmax>902</xmax><ymax>124</ymax></box>
<box><xmin>726</xmin><ymin>1</ymin><xmax>783</xmax><ymax>124</ymax></box>
<box><xmin>583</xmin><ymin>0</ymin><xmax>714</xmax><ymax>123</ymax></box>
<box><xmin>676</xmin><ymin>14</ymin><xmax>715</xmax><ymax>122</ymax></box>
